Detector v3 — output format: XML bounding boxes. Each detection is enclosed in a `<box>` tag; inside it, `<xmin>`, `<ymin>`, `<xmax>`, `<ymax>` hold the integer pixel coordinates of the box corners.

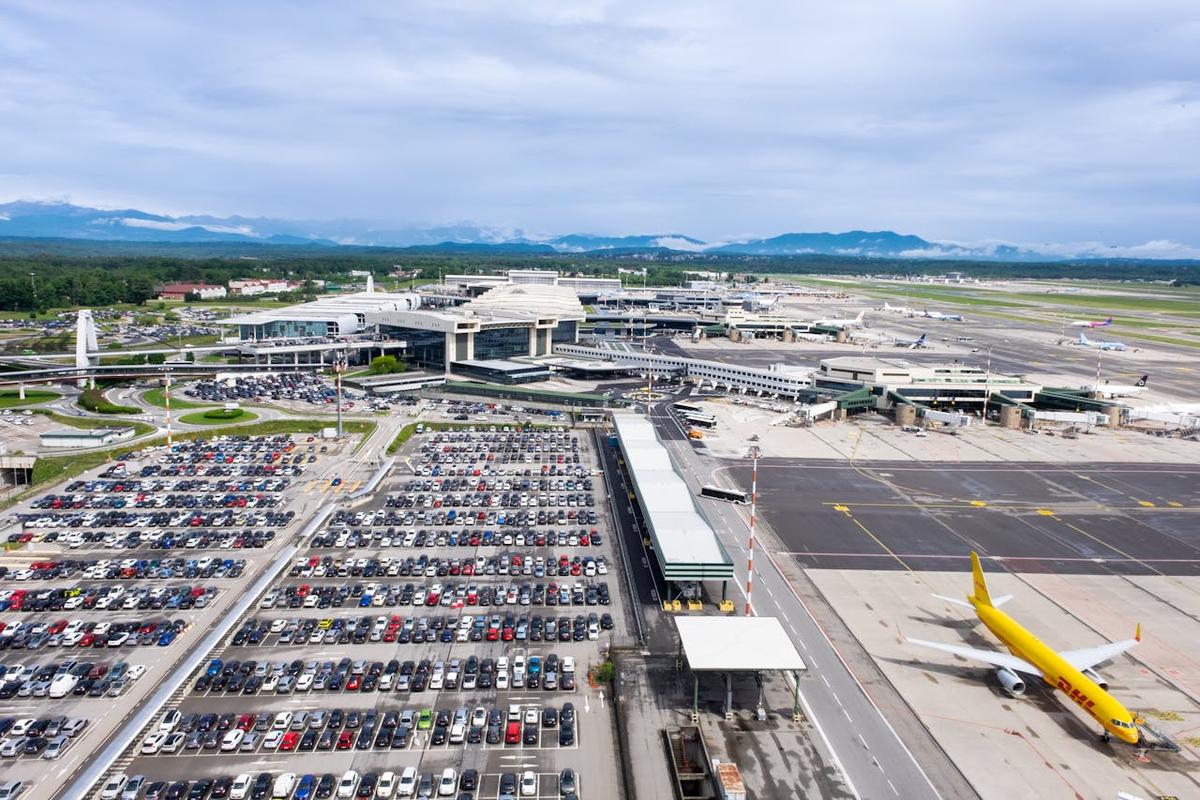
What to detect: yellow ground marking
<box><xmin>849</xmin><ymin>517</ymin><xmax>912</xmax><ymax>572</ymax></box>
<box><xmin>1136</xmin><ymin>499</ymin><xmax>1157</xmax><ymax>507</ymax></box>
<box><xmin>832</xmin><ymin>504</ymin><xmax>851</xmax><ymax>515</ymax></box>
<box><xmin>1037</xmin><ymin>508</ymin><xmax>1055</xmax><ymax>516</ymax></box>
<box><xmin>1167</xmin><ymin>501</ymin><xmax>1183</xmax><ymax>508</ymax></box>
<box><xmin>970</xmin><ymin>500</ymin><xmax>988</xmax><ymax>507</ymax></box>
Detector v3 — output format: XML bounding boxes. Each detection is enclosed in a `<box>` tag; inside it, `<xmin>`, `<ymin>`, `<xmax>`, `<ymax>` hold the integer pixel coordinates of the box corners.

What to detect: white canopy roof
<box><xmin>676</xmin><ymin>616</ymin><xmax>806</xmax><ymax>672</ymax></box>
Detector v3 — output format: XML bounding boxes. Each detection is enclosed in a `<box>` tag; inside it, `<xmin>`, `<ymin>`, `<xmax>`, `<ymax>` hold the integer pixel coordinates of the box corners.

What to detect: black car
<box><xmin>315</xmin><ymin>775</ymin><xmax>335</xmax><ymax>800</ymax></box>
<box><xmin>165</xmin><ymin>781</ymin><xmax>189</xmax><ymax>800</ymax></box>
<box><xmin>250</xmin><ymin>773</ymin><xmax>271</xmax><ymax>800</ymax></box>
<box><xmin>459</xmin><ymin>769</ymin><xmax>479</xmax><ymax>791</ymax></box>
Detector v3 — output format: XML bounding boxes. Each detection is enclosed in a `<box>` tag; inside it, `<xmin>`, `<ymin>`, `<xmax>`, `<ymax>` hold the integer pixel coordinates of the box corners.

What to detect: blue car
<box><xmin>294</xmin><ymin>774</ymin><xmax>315</xmax><ymax>800</ymax></box>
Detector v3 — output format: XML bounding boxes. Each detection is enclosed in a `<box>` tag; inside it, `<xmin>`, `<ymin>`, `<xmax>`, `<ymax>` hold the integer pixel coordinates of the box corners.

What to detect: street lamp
<box><xmin>334</xmin><ymin>351</ymin><xmax>347</xmax><ymax>437</ymax></box>
<box><xmin>744</xmin><ymin>435</ymin><xmax>761</xmax><ymax>617</ymax></box>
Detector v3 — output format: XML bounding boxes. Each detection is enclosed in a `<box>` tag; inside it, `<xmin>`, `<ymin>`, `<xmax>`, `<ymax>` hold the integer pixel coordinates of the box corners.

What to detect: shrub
<box><xmin>78</xmin><ymin>389</ymin><xmax>138</xmax><ymax>415</ymax></box>
<box><xmin>202</xmin><ymin>408</ymin><xmax>245</xmax><ymax>420</ymax></box>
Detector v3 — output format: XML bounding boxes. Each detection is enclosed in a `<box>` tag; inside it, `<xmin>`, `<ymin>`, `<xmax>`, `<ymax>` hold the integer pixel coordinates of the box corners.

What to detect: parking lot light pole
<box><xmin>164</xmin><ymin>372</ymin><xmax>173</xmax><ymax>447</ymax></box>
<box><xmin>745</xmin><ymin>435</ymin><xmax>760</xmax><ymax>616</ymax></box>
<box><xmin>334</xmin><ymin>352</ymin><xmax>347</xmax><ymax>437</ymax></box>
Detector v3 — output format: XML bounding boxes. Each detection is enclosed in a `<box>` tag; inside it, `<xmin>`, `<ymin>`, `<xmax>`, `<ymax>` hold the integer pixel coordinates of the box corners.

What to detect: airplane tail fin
<box><xmin>1104</xmin><ymin>317</ymin><xmax>1113</xmax><ymax>325</ymax></box>
<box><xmin>1136</xmin><ymin>374</ymin><xmax>1148</xmax><ymax>387</ymax></box>
<box><xmin>854</xmin><ymin>310</ymin><xmax>865</xmax><ymax>323</ymax></box>
<box><xmin>969</xmin><ymin>551</ymin><xmax>993</xmax><ymax>607</ymax></box>
<box><xmin>1079</xmin><ymin>333</ymin><xmax>1090</xmax><ymax>344</ymax></box>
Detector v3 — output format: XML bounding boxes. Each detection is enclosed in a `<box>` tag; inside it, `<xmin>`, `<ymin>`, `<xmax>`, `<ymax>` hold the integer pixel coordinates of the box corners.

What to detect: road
<box><xmin>645</xmin><ymin>405</ymin><xmax>972</xmax><ymax>800</ymax></box>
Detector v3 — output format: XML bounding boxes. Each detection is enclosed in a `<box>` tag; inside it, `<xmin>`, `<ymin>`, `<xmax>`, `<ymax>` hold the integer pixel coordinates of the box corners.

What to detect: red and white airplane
<box><xmin>1071</xmin><ymin>316</ymin><xmax>1113</xmax><ymax>328</ymax></box>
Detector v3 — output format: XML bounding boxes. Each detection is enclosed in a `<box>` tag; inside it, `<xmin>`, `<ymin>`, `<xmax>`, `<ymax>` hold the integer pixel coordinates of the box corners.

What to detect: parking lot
<box><xmin>107</xmin><ymin>424</ymin><xmax>626</xmax><ymax>800</ymax></box>
<box><xmin>0</xmin><ymin>434</ymin><xmax>346</xmax><ymax>800</ymax></box>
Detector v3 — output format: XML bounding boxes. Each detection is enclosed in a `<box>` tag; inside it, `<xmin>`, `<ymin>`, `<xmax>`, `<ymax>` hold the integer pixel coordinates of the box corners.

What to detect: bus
<box><xmin>700</xmin><ymin>485</ymin><xmax>749</xmax><ymax>505</ymax></box>
<box><xmin>672</xmin><ymin>402</ymin><xmax>704</xmax><ymax>414</ymax></box>
<box><xmin>679</xmin><ymin>411</ymin><xmax>717</xmax><ymax>428</ymax></box>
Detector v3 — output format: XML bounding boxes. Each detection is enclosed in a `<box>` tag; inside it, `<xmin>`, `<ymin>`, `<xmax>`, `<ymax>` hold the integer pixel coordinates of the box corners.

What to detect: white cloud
<box><xmin>0</xmin><ymin>1</ymin><xmax>1196</xmax><ymax>247</ymax></box>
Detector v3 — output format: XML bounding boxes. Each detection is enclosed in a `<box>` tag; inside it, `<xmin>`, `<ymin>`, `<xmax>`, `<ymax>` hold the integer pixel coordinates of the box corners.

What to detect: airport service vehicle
<box><xmin>907</xmin><ymin>552</ymin><xmax>1142</xmax><ymax>744</ymax></box>
<box><xmin>921</xmin><ymin>309</ymin><xmax>965</xmax><ymax>321</ymax></box>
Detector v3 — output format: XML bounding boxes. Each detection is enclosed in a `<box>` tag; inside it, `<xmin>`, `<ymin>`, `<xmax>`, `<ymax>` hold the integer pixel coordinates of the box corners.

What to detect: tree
<box><xmin>147</xmin><ymin>353</ymin><xmax>166</xmax><ymax>365</ymax></box>
<box><xmin>369</xmin><ymin>355</ymin><xmax>406</xmax><ymax>375</ymax></box>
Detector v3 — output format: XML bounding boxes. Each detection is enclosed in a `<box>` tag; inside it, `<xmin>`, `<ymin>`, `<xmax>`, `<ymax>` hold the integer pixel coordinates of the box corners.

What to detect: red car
<box><xmin>346</xmin><ymin>674</ymin><xmax>362</xmax><ymax>691</ymax></box>
<box><xmin>280</xmin><ymin>731</ymin><xmax>300</xmax><ymax>751</ymax></box>
<box><xmin>505</xmin><ymin>721</ymin><xmax>521</xmax><ymax>744</ymax></box>
<box><xmin>336</xmin><ymin>730</ymin><xmax>354</xmax><ymax>750</ymax></box>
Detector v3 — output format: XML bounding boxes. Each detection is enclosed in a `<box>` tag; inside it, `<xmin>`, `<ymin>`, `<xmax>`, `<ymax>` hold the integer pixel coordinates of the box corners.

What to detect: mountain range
<box><xmin>0</xmin><ymin>201</ymin><xmax>1195</xmax><ymax>261</ymax></box>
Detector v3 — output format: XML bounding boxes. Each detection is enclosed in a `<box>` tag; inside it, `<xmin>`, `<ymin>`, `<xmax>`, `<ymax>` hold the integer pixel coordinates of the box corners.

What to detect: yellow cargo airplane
<box><xmin>908</xmin><ymin>552</ymin><xmax>1142</xmax><ymax>744</ymax></box>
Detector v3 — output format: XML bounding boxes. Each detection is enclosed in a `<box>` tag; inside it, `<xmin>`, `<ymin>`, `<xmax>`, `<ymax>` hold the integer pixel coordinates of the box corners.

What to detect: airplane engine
<box><xmin>995</xmin><ymin>667</ymin><xmax>1025</xmax><ymax>696</ymax></box>
<box><xmin>1083</xmin><ymin>668</ymin><xmax>1109</xmax><ymax>691</ymax></box>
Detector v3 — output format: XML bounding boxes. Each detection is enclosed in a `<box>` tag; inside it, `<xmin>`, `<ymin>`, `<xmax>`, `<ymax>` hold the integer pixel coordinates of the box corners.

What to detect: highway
<box><xmin>645</xmin><ymin>405</ymin><xmax>969</xmax><ymax>800</ymax></box>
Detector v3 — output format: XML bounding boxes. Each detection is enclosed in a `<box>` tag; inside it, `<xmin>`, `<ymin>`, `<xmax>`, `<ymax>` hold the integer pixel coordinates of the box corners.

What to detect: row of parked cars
<box><xmin>194</xmin><ymin>649</ymin><xmax>580</xmax><ymax>695</ymax></box>
<box><xmin>262</xmin><ymin>577</ymin><xmax>609</xmax><ymax>611</ymax></box>
<box><xmin>0</xmin><ymin>557</ymin><xmax>246</xmax><ymax>582</ymax></box>
<box><xmin>0</xmin><ymin>714</ymin><xmax>89</xmax><ymax>762</ymax></box>
<box><xmin>0</xmin><ymin>658</ymin><xmax>147</xmax><ymax>699</ymax></box>
<box><xmin>30</xmin><ymin>492</ymin><xmax>284</xmax><ymax>512</ymax></box>
<box><xmin>17</xmin><ymin>508</ymin><xmax>294</xmax><ymax>530</ymax></box>
<box><xmin>309</xmin><ymin>523</ymin><xmax>601</xmax><ymax>549</ymax></box>
<box><xmin>103</xmin><ymin>762</ymin><xmax>578</xmax><ymax>800</ymax></box>
<box><xmin>287</xmin><ymin>553</ymin><xmax>608</xmax><ymax>583</ymax></box>
<box><xmin>0</xmin><ymin>584</ymin><xmax>215</xmax><ymax>613</ymax></box>
<box><xmin>0</xmin><ymin>617</ymin><xmax>184</xmax><ymax>650</ymax></box>
<box><xmin>62</xmin><ymin>478</ymin><xmax>293</xmax><ymax>495</ymax></box>
<box><xmin>183</xmin><ymin>374</ymin><xmax>350</xmax><ymax>407</ymax></box>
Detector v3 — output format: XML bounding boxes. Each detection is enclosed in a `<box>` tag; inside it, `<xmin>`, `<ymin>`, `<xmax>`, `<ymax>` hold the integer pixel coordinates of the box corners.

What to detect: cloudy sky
<box><xmin>1</xmin><ymin>1</ymin><xmax>1198</xmax><ymax>249</ymax></box>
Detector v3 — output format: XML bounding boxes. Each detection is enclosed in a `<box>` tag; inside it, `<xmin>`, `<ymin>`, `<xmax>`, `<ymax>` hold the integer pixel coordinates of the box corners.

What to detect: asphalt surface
<box><xmin>719</xmin><ymin>458</ymin><xmax>1200</xmax><ymax>575</ymax></box>
<box><xmin>645</xmin><ymin>407</ymin><xmax>966</xmax><ymax>800</ymax></box>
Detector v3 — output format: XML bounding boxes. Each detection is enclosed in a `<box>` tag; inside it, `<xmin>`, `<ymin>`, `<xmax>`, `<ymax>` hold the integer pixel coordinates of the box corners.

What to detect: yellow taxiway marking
<box><xmin>1136</xmin><ymin>500</ymin><xmax>1156</xmax><ymax>508</ymax></box>
<box><xmin>832</xmin><ymin>504</ymin><xmax>851</xmax><ymax>515</ymax></box>
<box><xmin>1036</xmin><ymin>508</ymin><xmax>1055</xmax><ymax>516</ymax></box>
<box><xmin>970</xmin><ymin>500</ymin><xmax>988</xmax><ymax>507</ymax></box>
<box><xmin>1167</xmin><ymin>501</ymin><xmax>1183</xmax><ymax>508</ymax></box>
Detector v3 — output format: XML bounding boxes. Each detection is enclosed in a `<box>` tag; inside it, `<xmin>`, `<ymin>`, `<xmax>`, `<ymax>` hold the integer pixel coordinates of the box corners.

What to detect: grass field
<box><xmin>141</xmin><ymin>386</ymin><xmax>215</xmax><ymax>410</ymax></box>
<box><xmin>32</xmin><ymin>410</ymin><xmax>155</xmax><ymax>437</ymax></box>
<box><xmin>178</xmin><ymin>409</ymin><xmax>259</xmax><ymax>426</ymax></box>
<box><xmin>0</xmin><ymin>389</ymin><xmax>59</xmax><ymax>408</ymax></box>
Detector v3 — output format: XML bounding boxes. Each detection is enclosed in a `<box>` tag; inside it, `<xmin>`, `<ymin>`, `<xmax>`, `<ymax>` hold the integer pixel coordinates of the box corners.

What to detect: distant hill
<box><xmin>0</xmin><ymin>200</ymin><xmax>1195</xmax><ymax>261</ymax></box>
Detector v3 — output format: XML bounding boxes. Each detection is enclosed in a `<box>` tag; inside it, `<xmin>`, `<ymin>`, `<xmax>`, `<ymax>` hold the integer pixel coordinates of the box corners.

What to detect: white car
<box><xmin>272</xmin><ymin>773</ymin><xmax>296</xmax><ymax>799</ymax></box>
<box><xmin>261</xmin><ymin>730</ymin><xmax>283</xmax><ymax>750</ymax></box>
<box><xmin>230</xmin><ymin>775</ymin><xmax>252</xmax><ymax>800</ymax></box>
<box><xmin>375</xmin><ymin>772</ymin><xmax>396</xmax><ymax>800</ymax></box>
<box><xmin>140</xmin><ymin>732</ymin><xmax>169</xmax><ymax>754</ymax></box>
<box><xmin>437</xmin><ymin>769</ymin><xmax>456</xmax><ymax>797</ymax></box>
<box><xmin>519</xmin><ymin>771</ymin><xmax>537</xmax><ymax>797</ymax></box>
<box><xmin>156</xmin><ymin>709</ymin><xmax>180</xmax><ymax>732</ymax></box>
<box><xmin>160</xmin><ymin>732</ymin><xmax>186</xmax><ymax>754</ymax></box>
<box><xmin>396</xmin><ymin>767</ymin><xmax>417</xmax><ymax>798</ymax></box>
<box><xmin>221</xmin><ymin>729</ymin><xmax>244</xmax><ymax>752</ymax></box>
<box><xmin>99</xmin><ymin>774</ymin><xmax>128</xmax><ymax>800</ymax></box>
<box><xmin>336</xmin><ymin>771</ymin><xmax>359</xmax><ymax>799</ymax></box>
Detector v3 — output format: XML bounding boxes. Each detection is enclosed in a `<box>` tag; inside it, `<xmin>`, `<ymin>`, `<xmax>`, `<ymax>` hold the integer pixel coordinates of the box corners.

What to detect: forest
<box><xmin>0</xmin><ymin>238</ymin><xmax>1195</xmax><ymax>314</ymax></box>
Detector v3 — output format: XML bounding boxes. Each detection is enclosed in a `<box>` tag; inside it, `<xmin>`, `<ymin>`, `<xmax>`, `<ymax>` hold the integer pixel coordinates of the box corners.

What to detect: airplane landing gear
<box><xmin>1101</xmin><ymin>732</ymin><xmax>1111</xmax><ymax>743</ymax></box>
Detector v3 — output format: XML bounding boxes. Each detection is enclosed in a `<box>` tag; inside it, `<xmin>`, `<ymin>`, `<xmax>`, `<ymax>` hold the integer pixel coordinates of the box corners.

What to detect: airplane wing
<box><xmin>906</xmin><ymin>638</ymin><xmax>1043</xmax><ymax>676</ymax></box>
<box><xmin>1059</xmin><ymin>638</ymin><xmax>1139</xmax><ymax>672</ymax></box>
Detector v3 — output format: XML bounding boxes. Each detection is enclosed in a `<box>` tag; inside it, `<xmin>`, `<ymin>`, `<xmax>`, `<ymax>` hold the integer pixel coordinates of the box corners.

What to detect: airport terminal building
<box><xmin>221</xmin><ymin>285</ymin><xmax>585</xmax><ymax>373</ymax></box>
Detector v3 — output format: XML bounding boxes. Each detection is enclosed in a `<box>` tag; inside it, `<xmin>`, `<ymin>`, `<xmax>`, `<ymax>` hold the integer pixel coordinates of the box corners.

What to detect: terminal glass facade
<box><xmin>552</xmin><ymin>320</ymin><xmax>578</xmax><ymax>345</ymax></box>
<box><xmin>474</xmin><ymin>326</ymin><xmax>530</xmax><ymax>361</ymax></box>
<box><xmin>379</xmin><ymin>325</ymin><xmax>445</xmax><ymax>369</ymax></box>
<box><xmin>239</xmin><ymin>320</ymin><xmax>332</xmax><ymax>340</ymax></box>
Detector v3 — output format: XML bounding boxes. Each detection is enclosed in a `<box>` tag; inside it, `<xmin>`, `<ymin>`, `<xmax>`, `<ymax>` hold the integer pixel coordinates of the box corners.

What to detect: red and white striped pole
<box><xmin>745</xmin><ymin>438</ymin><xmax>760</xmax><ymax>616</ymax></box>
